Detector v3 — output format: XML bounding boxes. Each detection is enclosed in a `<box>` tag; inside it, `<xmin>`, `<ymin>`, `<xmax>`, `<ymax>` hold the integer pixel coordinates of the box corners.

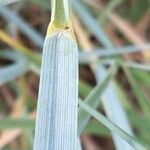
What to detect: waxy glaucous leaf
<box><xmin>33</xmin><ymin>29</ymin><xmax>78</xmax><ymax>150</ymax></box>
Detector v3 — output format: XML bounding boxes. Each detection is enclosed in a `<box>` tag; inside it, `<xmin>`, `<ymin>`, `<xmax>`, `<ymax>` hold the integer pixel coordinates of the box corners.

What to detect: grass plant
<box><xmin>0</xmin><ymin>0</ymin><xmax>150</xmax><ymax>149</ymax></box>
<box><xmin>33</xmin><ymin>0</ymin><xmax>78</xmax><ymax>149</ymax></box>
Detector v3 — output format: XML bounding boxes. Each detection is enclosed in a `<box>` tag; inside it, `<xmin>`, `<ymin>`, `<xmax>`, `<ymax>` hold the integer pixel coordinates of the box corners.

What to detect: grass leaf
<box><xmin>123</xmin><ymin>66</ymin><xmax>150</xmax><ymax>117</ymax></box>
<box><xmin>78</xmin><ymin>69</ymin><xmax>114</xmax><ymax>134</ymax></box>
<box><xmin>0</xmin><ymin>5</ymin><xmax>44</xmax><ymax>48</ymax></box>
<box><xmin>0</xmin><ymin>118</ymin><xmax>35</xmax><ymax>130</ymax></box>
<box><xmin>0</xmin><ymin>29</ymin><xmax>41</xmax><ymax>66</ymax></box>
<box><xmin>0</xmin><ymin>50</ymin><xmax>28</xmax><ymax>85</ymax></box>
<box><xmin>79</xmin><ymin>99</ymin><xmax>146</xmax><ymax>150</ymax></box>
<box><xmin>33</xmin><ymin>31</ymin><xmax>78</xmax><ymax>150</ymax></box>
<box><xmin>74</xmin><ymin>1</ymin><xmax>134</xmax><ymax>149</ymax></box>
<box><xmin>79</xmin><ymin>43</ymin><xmax>150</xmax><ymax>62</ymax></box>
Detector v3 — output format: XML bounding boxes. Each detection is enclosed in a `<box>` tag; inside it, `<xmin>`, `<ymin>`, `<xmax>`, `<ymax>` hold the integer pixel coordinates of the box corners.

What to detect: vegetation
<box><xmin>0</xmin><ymin>0</ymin><xmax>150</xmax><ymax>149</ymax></box>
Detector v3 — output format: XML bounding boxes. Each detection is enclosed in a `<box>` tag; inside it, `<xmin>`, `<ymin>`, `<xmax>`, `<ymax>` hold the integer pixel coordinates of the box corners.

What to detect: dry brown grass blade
<box><xmin>83</xmin><ymin>0</ymin><xmax>102</xmax><ymax>10</ymax></box>
<box><xmin>73</xmin><ymin>14</ymin><xmax>94</xmax><ymax>51</ymax></box>
<box><xmin>0</xmin><ymin>130</ymin><xmax>21</xmax><ymax>149</ymax></box>
<box><xmin>73</xmin><ymin>14</ymin><xmax>98</xmax><ymax>64</ymax></box>
<box><xmin>81</xmin><ymin>134</ymin><xmax>101</xmax><ymax>150</ymax></box>
<box><xmin>0</xmin><ymin>30</ymin><xmax>41</xmax><ymax>65</ymax></box>
<box><xmin>0</xmin><ymin>111</ymin><xmax>36</xmax><ymax>149</ymax></box>
<box><xmin>83</xmin><ymin>0</ymin><xmax>150</xmax><ymax>60</ymax></box>
<box><xmin>0</xmin><ymin>86</ymin><xmax>14</xmax><ymax>108</ymax></box>
<box><xmin>136</xmin><ymin>11</ymin><xmax>150</xmax><ymax>36</ymax></box>
<box><xmin>108</xmin><ymin>13</ymin><xmax>150</xmax><ymax>59</ymax></box>
<box><xmin>73</xmin><ymin>13</ymin><xmax>101</xmax><ymax>150</ymax></box>
<box><xmin>105</xmin><ymin>24</ymin><xmax>142</xmax><ymax>61</ymax></box>
<box><xmin>0</xmin><ymin>77</ymin><xmax>36</xmax><ymax>149</ymax></box>
<box><xmin>105</xmin><ymin>24</ymin><xmax>123</xmax><ymax>46</ymax></box>
<box><xmin>0</xmin><ymin>79</ymin><xmax>27</xmax><ymax>149</ymax></box>
<box><xmin>0</xmin><ymin>30</ymin><xmax>32</xmax><ymax>54</ymax></box>
<box><xmin>0</xmin><ymin>59</ymin><xmax>37</xmax><ymax>149</ymax></box>
<box><xmin>0</xmin><ymin>100</ymin><xmax>36</xmax><ymax>149</ymax></box>
<box><xmin>0</xmin><ymin>97</ymin><xmax>24</xmax><ymax>149</ymax></box>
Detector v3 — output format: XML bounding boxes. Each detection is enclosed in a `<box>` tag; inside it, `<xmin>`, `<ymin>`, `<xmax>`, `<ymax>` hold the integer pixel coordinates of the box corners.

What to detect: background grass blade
<box><xmin>123</xmin><ymin>66</ymin><xmax>150</xmax><ymax>117</ymax></box>
<box><xmin>0</xmin><ymin>0</ymin><xmax>20</xmax><ymax>5</ymax></box>
<box><xmin>0</xmin><ymin>51</ymin><xmax>28</xmax><ymax>85</ymax></box>
<box><xmin>99</xmin><ymin>0</ymin><xmax>123</xmax><ymax>24</ymax></box>
<box><xmin>73</xmin><ymin>1</ymin><xmax>113</xmax><ymax>48</ymax></box>
<box><xmin>78</xmin><ymin>68</ymin><xmax>115</xmax><ymax>134</ymax></box>
<box><xmin>79</xmin><ymin>43</ymin><xmax>150</xmax><ymax>62</ymax></box>
<box><xmin>131</xmin><ymin>69</ymin><xmax>150</xmax><ymax>88</ymax></box>
<box><xmin>0</xmin><ymin>29</ymin><xmax>41</xmax><ymax>66</ymax></box>
<box><xmin>0</xmin><ymin>5</ymin><xmax>44</xmax><ymax>48</ymax></box>
<box><xmin>79</xmin><ymin>99</ymin><xmax>146</xmax><ymax>150</ymax></box>
<box><xmin>74</xmin><ymin>1</ymin><xmax>133</xmax><ymax>149</ymax></box>
<box><xmin>0</xmin><ymin>118</ymin><xmax>34</xmax><ymax>130</ymax></box>
<box><xmin>124</xmin><ymin>62</ymin><xmax>150</xmax><ymax>72</ymax></box>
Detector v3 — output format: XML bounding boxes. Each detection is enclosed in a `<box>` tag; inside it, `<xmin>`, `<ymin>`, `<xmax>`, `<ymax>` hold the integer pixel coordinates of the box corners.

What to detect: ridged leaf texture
<box><xmin>34</xmin><ymin>31</ymin><xmax>78</xmax><ymax>150</ymax></box>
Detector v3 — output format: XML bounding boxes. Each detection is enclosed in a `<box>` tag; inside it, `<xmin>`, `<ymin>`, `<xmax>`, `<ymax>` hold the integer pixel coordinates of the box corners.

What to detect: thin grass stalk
<box><xmin>0</xmin><ymin>29</ymin><xmax>41</xmax><ymax>66</ymax></box>
<box><xmin>74</xmin><ymin>1</ymin><xmax>133</xmax><ymax>150</ymax></box>
<box><xmin>0</xmin><ymin>0</ymin><xmax>20</xmax><ymax>5</ymax></box>
<box><xmin>79</xmin><ymin>43</ymin><xmax>150</xmax><ymax>63</ymax></box>
<box><xmin>0</xmin><ymin>51</ymin><xmax>28</xmax><ymax>85</ymax></box>
<box><xmin>99</xmin><ymin>0</ymin><xmax>123</xmax><ymax>24</ymax></box>
<box><xmin>79</xmin><ymin>99</ymin><xmax>146</xmax><ymax>150</ymax></box>
<box><xmin>123</xmin><ymin>66</ymin><xmax>150</xmax><ymax>117</ymax></box>
<box><xmin>51</xmin><ymin>0</ymin><xmax>71</xmax><ymax>28</ymax></box>
<box><xmin>0</xmin><ymin>5</ymin><xmax>44</xmax><ymax>48</ymax></box>
<box><xmin>74</xmin><ymin>1</ymin><xmax>113</xmax><ymax>48</ymax></box>
<box><xmin>0</xmin><ymin>49</ymin><xmax>40</xmax><ymax>82</ymax></box>
<box><xmin>78</xmin><ymin>67</ymin><xmax>116</xmax><ymax>134</ymax></box>
<box><xmin>124</xmin><ymin>61</ymin><xmax>150</xmax><ymax>72</ymax></box>
<box><xmin>33</xmin><ymin>0</ymin><xmax>78</xmax><ymax>150</ymax></box>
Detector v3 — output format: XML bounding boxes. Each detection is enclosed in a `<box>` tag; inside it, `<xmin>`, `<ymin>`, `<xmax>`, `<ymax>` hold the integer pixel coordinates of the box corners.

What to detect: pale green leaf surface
<box><xmin>33</xmin><ymin>32</ymin><xmax>78</xmax><ymax>150</ymax></box>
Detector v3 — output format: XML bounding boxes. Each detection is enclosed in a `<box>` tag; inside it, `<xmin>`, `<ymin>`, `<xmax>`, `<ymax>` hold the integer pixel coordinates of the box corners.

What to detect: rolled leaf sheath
<box><xmin>34</xmin><ymin>31</ymin><xmax>78</xmax><ymax>150</ymax></box>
